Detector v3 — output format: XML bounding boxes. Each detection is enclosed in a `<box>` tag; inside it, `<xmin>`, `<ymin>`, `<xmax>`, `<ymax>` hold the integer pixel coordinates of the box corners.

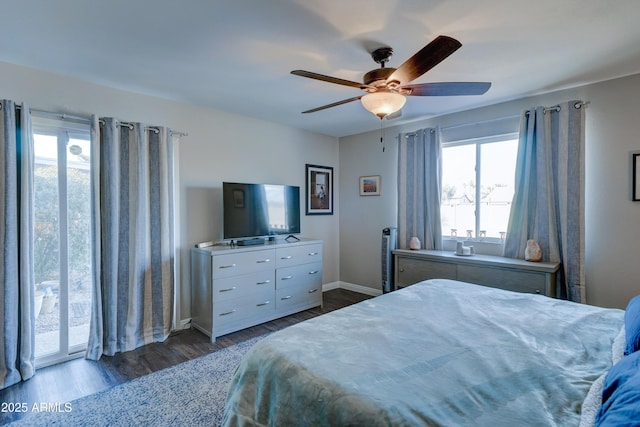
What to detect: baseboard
<box><xmin>322</xmin><ymin>281</ymin><xmax>340</xmax><ymax>291</ymax></box>
<box><xmin>322</xmin><ymin>281</ymin><xmax>382</xmax><ymax>297</ymax></box>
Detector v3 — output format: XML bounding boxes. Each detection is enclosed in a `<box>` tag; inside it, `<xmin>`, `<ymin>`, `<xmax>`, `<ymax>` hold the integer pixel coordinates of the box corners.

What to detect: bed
<box><xmin>222</xmin><ymin>279</ymin><xmax>633</xmax><ymax>426</ymax></box>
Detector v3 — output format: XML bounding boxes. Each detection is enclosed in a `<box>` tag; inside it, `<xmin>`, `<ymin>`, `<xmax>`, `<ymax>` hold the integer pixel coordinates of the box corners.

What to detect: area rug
<box><xmin>9</xmin><ymin>335</ymin><xmax>265</xmax><ymax>426</ymax></box>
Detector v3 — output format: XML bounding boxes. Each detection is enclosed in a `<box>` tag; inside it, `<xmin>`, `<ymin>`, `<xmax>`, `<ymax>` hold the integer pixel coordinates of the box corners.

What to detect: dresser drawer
<box><xmin>276</xmin><ymin>283</ymin><xmax>322</xmax><ymax>311</ymax></box>
<box><xmin>276</xmin><ymin>262</ymin><xmax>322</xmax><ymax>290</ymax></box>
<box><xmin>213</xmin><ymin>271</ymin><xmax>274</xmax><ymax>302</ymax></box>
<box><xmin>212</xmin><ymin>249</ymin><xmax>275</xmax><ymax>278</ymax></box>
<box><xmin>456</xmin><ymin>264</ymin><xmax>547</xmax><ymax>295</ymax></box>
<box><xmin>276</xmin><ymin>244</ymin><xmax>322</xmax><ymax>268</ymax></box>
<box><xmin>396</xmin><ymin>256</ymin><xmax>456</xmax><ymax>287</ymax></box>
<box><xmin>213</xmin><ymin>290</ymin><xmax>274</xmax><ymax>328</ymax></box>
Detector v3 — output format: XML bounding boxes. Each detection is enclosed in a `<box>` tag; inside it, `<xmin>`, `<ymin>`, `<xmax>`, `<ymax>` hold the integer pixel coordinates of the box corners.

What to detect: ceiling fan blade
<box><xmin>388</xmin><ymin>36</ymin><xmax>462</xmax><ymax>85</ymax></box>
<box><xmin>301</xmin><ymin>96</ymin><xmax>363</xmax><ymax>114</ymax></box>
<box><xmin>291</xmin><ymin>70</ymin><xmax>371</xmax><ymax>90</ymax></box>
<box><xmin>402</xmin><ymin>82</ymin><xmax>491</xmax><ymax>96</ymax></box>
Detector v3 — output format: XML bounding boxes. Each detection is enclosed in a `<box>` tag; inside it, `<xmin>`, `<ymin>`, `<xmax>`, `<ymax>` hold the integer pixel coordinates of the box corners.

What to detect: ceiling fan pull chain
<box><xmin>380</xmin><ymin>118</ymin><xmax>385</xmax><ymax>152</ymax></box>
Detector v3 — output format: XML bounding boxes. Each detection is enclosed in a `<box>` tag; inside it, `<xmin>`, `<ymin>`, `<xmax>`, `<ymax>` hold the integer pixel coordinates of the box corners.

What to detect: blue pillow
<box><xmin>596</xmin><ymin>351</ymin><xmax>640</xmax><ymax>426</ymax></box>
<box><xmin>624</xmin><ymin>295</ymin><xmax>640</xmax><ymax>355</ymax></box>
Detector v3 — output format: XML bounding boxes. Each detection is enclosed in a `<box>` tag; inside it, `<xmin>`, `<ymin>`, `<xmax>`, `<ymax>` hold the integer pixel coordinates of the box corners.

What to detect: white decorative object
<box><xmin>409</xmin><ymin>236</ymin><xmax>421</xmax><ymax>250</ymax></box>
<box><xmin>455</xmin><ymin>241</ymin><xmax>474</xmax><ymax>256</ymax></box>
<box><xmin>525</xmin><ymin>239</ymin><xmax>542</xmax><ymax>262</ymax></box>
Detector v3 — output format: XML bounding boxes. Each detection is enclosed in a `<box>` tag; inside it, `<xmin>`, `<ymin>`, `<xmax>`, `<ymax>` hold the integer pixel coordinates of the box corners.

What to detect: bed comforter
<box><xmin>223</xmin><ymin>279</ymin><xmax>624</xmax><ymax>426</ymax></box>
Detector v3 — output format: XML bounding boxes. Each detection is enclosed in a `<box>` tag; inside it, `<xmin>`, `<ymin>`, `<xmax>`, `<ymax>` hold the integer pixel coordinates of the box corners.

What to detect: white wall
<box><xmin>581</xmin><ymin>73</ymin><xmax>640</xmax><ymax>309</ymax></box>
<box><xmin>339</xmin><ymin>73</ymin><xmax>640</xmax><ymax>309</ymax></box>
<box><xmin>0</xmin><ymin>61</ymin><xmax>340</xmax><ymax>323</ymax></box>
<box><xmin>338</xmin><ymin>129</ymin><xmax>398</xmax><ymax>288</ymax></box>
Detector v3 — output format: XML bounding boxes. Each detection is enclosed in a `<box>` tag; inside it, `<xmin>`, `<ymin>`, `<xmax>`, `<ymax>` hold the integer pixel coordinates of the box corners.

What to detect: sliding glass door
<box><xmin>32</xmin><ymin>117</ymin><xmax>92</xmax><ymax>367</ymax></box>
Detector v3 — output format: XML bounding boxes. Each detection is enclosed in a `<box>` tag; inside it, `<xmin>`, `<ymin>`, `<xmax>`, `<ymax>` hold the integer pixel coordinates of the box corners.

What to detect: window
<box><xmin>440</xmin><ymin>135</ymin><xmax>518</xmax><ymax>241</ymax></box>
<box><xmin>32</xmin><ymin>115</ymin><xmax>93</xmax><ymax>367</ymax></box>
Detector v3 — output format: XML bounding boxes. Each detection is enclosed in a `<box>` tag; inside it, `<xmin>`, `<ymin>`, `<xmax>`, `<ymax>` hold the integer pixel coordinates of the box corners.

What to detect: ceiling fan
<box><xmin>291</xmin><ymin>35</ymin><xmax>491</xmax><ymax>119</ymax></box>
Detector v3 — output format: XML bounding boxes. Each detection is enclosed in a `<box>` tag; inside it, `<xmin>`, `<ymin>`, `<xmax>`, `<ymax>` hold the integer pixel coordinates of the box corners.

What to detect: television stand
<box><xmin>285</xmin><ymin>234</ymin><xmax>300</xmax><ymax>242</ymax></box>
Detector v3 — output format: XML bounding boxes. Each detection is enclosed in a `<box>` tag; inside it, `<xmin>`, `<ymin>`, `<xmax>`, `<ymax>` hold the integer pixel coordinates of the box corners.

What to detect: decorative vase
<box><xmin>409</xmin><ymin>236</ymin><xmax>421</xmax><ymax>250</ymax></box>
<box><xmin>525</xmin><ymin>239</ymin><xmax>542</xmax><ymax>262</ymax></box>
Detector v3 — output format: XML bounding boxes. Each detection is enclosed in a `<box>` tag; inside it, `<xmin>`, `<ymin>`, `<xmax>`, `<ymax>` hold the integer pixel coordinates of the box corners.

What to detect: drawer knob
<box><xmin>308</xmin><ymin>270</ymin><xmax>319</xmax><ymax>275</ymax></box>
<box><xmin>219</xmin><ymin>286</ymin><xmax>237</xmax><ymax>293</ymax></box>
<box><xmin>535</xmin><ymin>290</ymin><xmax>541</xmax><ymax>294</ymax></box>
<box><xmin>280</xmin><ymin>255</ymin><xmax>292</xmax><ymax>260</ymax></box>
<box><xmin>219</xmin><ymin>264</ymin><xmax>236</xmax><ymax>269</ymax></box>
<box><xmin>220</xmin><ymin>309</ymin><xmax>237</xmax><ymax>316</ymax></box>
<box><xmin>281</xmin><ymin>295</ymin><xmax>293</xmax><ymax>300</ymax></box>
<box><xmin>308</xmin><ymin>252</ymin><xmax>318</xmax><ymax>256</ymax></box>
<box><xmin>281</xmin><ymin>275</ymin><xmax>293</xmax><ymax>280</ymax></box>
<box><xmin>256</xmin><ymin>301</ymin><xmax>271</xmax><ymax>307</ymax></box>
<box><xmin>256</xmin><ymin>280</ymin><xmax>271</xmax><ymax>285</ymax></box>
<box><xmin>308</xmin><ymin>288</ymin><xmax>318</xmax><ymax>294</ymax></box>
<box><xmin>256</xmin><ymin>259</ymin><xmax>271</xmax><ymax>263</ymax></box>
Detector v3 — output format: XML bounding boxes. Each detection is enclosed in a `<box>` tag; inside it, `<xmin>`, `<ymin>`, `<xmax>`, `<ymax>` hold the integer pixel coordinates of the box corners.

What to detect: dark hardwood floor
<box><xmin>0</xmin><ymin>288</ymin><xmax>373</xmax><ymax>425</ymax></box>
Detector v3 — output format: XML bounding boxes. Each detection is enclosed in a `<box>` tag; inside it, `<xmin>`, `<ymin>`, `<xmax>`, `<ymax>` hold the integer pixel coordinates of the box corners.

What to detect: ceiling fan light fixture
<box><xmin>361</xmin><ymin>91</ymin><xmax>406</xmax><ymax>119</ymax></box>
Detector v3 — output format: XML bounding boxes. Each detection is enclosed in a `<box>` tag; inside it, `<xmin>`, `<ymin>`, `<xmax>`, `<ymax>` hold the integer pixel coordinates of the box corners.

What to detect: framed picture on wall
<box><xmin>305</xmin><ymin>164</ymin><xmax>333</xmax><ymax>215</ymax></box>
<box><xmin>633</xmin><ymin>153</ymin><xmax>640</xmax><ymax>201</ymax></box>
<box><xmin>359</xmin><ymin>175</ymin><xmax>381</xmax><ymax>196</ymax></box>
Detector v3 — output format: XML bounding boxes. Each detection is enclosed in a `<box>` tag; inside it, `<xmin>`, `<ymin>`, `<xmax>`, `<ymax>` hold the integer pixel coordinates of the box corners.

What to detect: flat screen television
<box><xmin>223</xmin><ymin>182</ymin><xmax>301</xmax><ymax>240</ymax></box>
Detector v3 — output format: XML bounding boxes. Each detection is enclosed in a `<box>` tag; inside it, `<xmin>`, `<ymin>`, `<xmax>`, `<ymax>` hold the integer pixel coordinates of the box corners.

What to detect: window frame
<box><xmin>32</xmin><ymin>115</ymin><xmax>92</xmax><ymax>368</ymax></box>
<box><xmin>440</xmin><ymin>132</ymin><xmax>519</xmax><ymax>243</ymax></box>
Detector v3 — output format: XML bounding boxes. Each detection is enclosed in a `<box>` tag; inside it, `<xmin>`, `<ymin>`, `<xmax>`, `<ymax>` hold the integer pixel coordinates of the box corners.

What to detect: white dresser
<box><xmin>191</xmin><ymin>239</ymin><xmax>323</xmax><ymax>341</ymax></box>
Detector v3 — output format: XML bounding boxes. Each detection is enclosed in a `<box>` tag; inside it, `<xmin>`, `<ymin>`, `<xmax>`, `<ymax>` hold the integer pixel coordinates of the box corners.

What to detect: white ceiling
<box><xmin>2</xmin><ymin>0</ymin><xmax>640</xmax><ymax>137</ymax></box>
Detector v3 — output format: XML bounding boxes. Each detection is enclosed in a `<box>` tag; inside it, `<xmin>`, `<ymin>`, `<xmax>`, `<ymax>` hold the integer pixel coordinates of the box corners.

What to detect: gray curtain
<box><xmin>0</xmin><ymin>100</ymin><xmax>36</xmax><ymax>389</ymax></box>
<box><xmin>504</xmin><ymin>101</ymin><xmax>585</xmax><ymax>302</ymax></box>
<box><xmin>86</xmin><ymin>118</ymin><xmax>175</xmax><ymax>360</ymax></box>
<box><xmin>397</xmin><ymin>128</ymin><xmax>443</xmax><ymax>250</ymax></box>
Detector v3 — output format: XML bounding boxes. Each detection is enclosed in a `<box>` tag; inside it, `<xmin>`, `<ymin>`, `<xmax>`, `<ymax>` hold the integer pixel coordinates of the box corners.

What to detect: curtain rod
<box><xmin>526</xmin><ymin>100</ymin><xmax>589</xmax><ymax>115</ymax></box>
<box><xmin>402</xmin><ymin>128</ymin><xmax>436</xmax><ymax>139</ymax></box>
<box><xmin>33</xmin><ymin>109</ymin><xmax>90</xmax><ymax>123</ymax></box>
<box><xmin>12</xmin><ymin>105</ymin><xmax>91</xmax><ymax>124</ymax></box>
<box><xmin>402</xmin><ymin>101</ymin><xmax>590</xmax><ymax>138</ymax></box>
<box><xmin>98</xmin><ymin>119</ymin><xmax>188</xmax><ymax>137</ymax></box>
<box><xmin>401</xmin><ymin>113</ymin><xmax>521</xmax><ymax>139</ymax></box>
<box><xmin>440</xmin><ymin>113</ymin><xmax>521</xmax><ymax>132</ymax></box>
<box><xmin>100</xmin><ymin>120</ymin><xmax>190</xmax><ymax>137</ymax></box>
<box><xmin>8</xmin><ymin>104</ymin><xmax>189</xmax><ymax>137</ymax></box>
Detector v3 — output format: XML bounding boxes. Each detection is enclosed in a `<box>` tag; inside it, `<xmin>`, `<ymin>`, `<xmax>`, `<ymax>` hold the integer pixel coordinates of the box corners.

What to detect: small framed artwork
<box><xmin>633</xmin><ymin>154</ymin><xmax>640</xmax><ymax>201</ymax></box>
<box><xmin>359</xmin><ymin>175</ymin><xmax>381</xmax><ymax>196</ymax></box>
<box><xmin>306</xmin><ymin>164</ymin><xmax>333</xmax><ymax>215</ymax></box>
